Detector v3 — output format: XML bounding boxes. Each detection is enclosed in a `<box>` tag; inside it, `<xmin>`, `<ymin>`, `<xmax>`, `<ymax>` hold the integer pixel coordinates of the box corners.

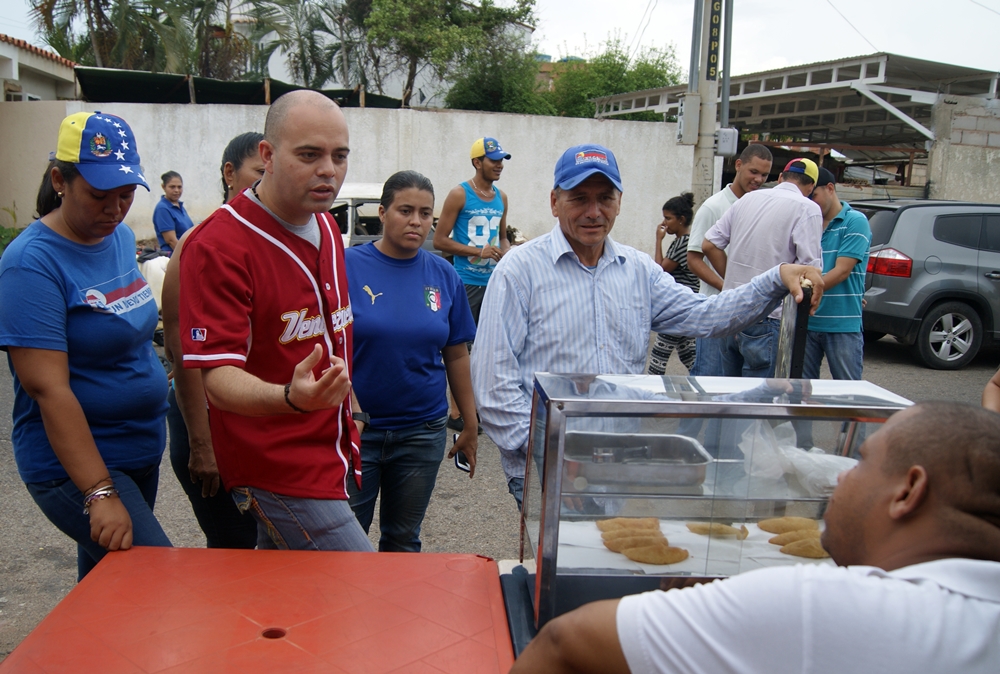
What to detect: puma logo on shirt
<box><xmin>363</xmin><ymin>285</ymin><xmax>383</xmax><ymax>304</ymax></box>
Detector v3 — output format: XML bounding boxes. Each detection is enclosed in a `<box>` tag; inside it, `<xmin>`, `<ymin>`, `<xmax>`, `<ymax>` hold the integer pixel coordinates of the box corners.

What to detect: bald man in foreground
<box><xmin>179</xmin><ymin>91</ymin><xmax>373</xmax><ymax>551</ymax></box>
<box><xmin>512</xmin><ymin>401</ymin><xmax>1000</xmax><ymax>673</ymax></box>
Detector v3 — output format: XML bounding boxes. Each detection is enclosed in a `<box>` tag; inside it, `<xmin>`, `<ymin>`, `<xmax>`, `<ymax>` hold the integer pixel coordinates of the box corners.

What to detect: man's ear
<box><xmin>888</xmin><ymin>465</ymin><xmax>929</xmax><ymax>520</ymax></box>
<box><xmin>550</xmin><ymin>189</ymin><xmax>559</xmax><ymax>217</ymax></box>
<box><xmin>259</xmin><ymin>140</ymin><xmax>275</xmax><ymax>173</ymax></box>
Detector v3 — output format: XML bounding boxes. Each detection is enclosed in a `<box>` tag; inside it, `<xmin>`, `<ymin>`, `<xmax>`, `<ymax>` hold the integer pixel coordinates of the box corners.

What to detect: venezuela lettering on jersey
<box><xmin>279</xmin><ymin>305</ymin><xmax>354</xmax><ymax>343</ymax></box>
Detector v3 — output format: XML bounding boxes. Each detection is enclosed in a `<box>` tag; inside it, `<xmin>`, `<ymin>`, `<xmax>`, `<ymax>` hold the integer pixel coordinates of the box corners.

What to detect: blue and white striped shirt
<box><xmin>471</xmin><ymin>223</ymin><xmax>789</xmax><ymax>480</ymax></box>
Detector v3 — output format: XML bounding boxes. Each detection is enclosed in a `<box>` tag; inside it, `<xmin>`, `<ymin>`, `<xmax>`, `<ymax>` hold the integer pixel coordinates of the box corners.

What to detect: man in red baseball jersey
<box><xmin>179</xmin><ymin>90</ymin><xmax>373</xmax><ymax>551</ymax></box>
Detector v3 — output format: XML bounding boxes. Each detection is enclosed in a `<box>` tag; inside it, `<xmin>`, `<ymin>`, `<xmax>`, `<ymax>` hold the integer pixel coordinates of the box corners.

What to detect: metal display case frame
<box><xmin>519</xmin><ymin>373</ymin><xmax>911</xmax><ymax>629</ymax></box>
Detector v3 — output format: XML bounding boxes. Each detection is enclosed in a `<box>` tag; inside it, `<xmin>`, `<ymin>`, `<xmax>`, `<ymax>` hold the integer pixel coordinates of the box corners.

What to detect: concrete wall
<box><xmin>928</xmin><ymin>95</ymin><xmax>1000</xmax><ymax>204</ymax></box>
<box><xmin>0</xmin><ymin>101</ymin><xmax>696</xmax><ymax>252</ymax></box>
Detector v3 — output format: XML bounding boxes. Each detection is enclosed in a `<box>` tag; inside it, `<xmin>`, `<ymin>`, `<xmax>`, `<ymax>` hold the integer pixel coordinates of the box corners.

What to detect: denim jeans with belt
<box><xmin>231</xmin><ymin>487</ymin><xmax>374</xmax><ymax>552</ymax></box>
<box><xmin>26</xmin><ymin>464</ymin><xmax>172</xmax><ymax>580</ymax></box>
<box><xmin>348</xmin><ymin>415</ymin><xmax>448</xmax><ymax>552</ymax></box>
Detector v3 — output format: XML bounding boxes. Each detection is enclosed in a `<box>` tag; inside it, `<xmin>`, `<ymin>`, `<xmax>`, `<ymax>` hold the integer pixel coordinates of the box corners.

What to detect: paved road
<box><xmin>1</xmin><ymin>336</ymin><xmax>997</xmax><ymax>660</ymax></box>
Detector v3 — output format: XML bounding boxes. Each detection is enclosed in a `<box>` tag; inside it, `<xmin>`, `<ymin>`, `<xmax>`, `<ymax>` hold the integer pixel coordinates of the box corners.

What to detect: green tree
<box><xmin>445</xmin><ymin>38</ymin><xmax>553</xmax><ymax>115</ymax></box>
<box><xmin>546</xmin><ymin>37</ymin><xmax>682</xmax><ymax>120</ymax></box>
<box><xmin>365</xmin><ymin>0</ymin><xmax>534</xmax><ymax>107</ymax></box>
<box><xmin>31</xmin><ymin>0</ymin><xmax>160</xmax><ymax>70</ymax></box>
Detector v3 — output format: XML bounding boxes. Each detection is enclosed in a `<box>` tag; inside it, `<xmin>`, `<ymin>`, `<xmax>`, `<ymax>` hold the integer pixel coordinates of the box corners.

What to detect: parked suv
<box><xmin>855</xmin><ymin>199</ymin><xmax>1000</xmax><ymax>369</ymax></box>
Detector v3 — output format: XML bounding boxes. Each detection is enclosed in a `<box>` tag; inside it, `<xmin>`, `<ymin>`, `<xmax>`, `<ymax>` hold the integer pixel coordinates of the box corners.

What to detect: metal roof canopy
<box><xmin>594</xmin><ymin>53</ymin><xmax>998</xmax><ymax>151</ymax></box>
<box><xmin>75</xmin><ymin>66</ymin><xmax>402</xmax><ymax>108</ymax></box>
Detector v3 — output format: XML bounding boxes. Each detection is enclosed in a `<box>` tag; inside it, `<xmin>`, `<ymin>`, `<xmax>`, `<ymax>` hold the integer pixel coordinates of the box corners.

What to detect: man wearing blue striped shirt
<box><xmin>470</xmin><ymin>143</ymin><xmax>825</xmax><ymax>508</ymax></box>
<box><xmin>802</xmin><ymin>167</ymin><xmax>872</xmax><ymax>381</ymax></box>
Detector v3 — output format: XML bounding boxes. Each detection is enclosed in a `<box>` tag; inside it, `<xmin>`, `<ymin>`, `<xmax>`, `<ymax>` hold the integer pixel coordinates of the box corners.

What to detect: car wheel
<box><xmin>913</xmin><ymin>302</ymin><xmax>983</xmax><ymax>370</ymax></box>
<box><xmin>863</xmin><ymin>331</ymin><xmax>886</xmax><ymax>343</ymax></box>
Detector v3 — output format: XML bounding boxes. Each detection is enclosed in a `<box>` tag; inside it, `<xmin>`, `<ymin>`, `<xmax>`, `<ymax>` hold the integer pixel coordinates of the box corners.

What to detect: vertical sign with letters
<box><xmin>706</xmin><ymin>0</ymin><xmax>722</xmax><ymax>80</ymax></box>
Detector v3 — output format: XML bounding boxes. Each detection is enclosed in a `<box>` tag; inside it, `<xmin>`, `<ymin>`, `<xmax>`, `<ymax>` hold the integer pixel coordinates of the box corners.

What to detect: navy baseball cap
<box><xmin>553</xmin><ymin>144</ymin><xmax>623</xmax><ymax>192</ymax></box>
<box><xmin>815</xmin><ymin>167</ymin><xmax>836</xmax><ymax>187</ymax></box>
<box><xmin>55</xmin><ymin>111</ymin><xmax>149</xmax><ymax>191</ymax></box>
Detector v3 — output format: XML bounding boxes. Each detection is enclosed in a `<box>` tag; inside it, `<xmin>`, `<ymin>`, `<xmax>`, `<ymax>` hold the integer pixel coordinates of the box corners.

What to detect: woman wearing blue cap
<box><xmin>0</xmin><ymin>111</ymin><xmax>172</xmax><ymax>579</ymax></box>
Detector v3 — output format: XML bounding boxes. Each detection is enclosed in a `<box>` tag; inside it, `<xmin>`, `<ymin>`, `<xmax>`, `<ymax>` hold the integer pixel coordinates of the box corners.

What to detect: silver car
<box><xmin>857</xmin><ymin>199</ymin><xmax>1000</xmax><ymax>370</ymax></box>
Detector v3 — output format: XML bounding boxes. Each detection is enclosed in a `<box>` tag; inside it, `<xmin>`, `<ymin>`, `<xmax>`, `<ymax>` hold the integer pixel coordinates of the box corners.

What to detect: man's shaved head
<box><xmin>264</xmin><ymin>90</ymin><xmax>342</xmax><ymax>148</ymax></box>
<box><xmin>883</xmin><ymin>403</ymin><xmax>1000</xmax><ymax>533</ymax></box>
<box><xmin>824</xmin><ymin>401</ymin><xmax>1000</xmax><ymax>568</ymax></box>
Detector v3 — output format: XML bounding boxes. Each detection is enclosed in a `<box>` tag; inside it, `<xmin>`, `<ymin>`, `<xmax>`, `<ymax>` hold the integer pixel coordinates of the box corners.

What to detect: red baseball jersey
<box><xmin>179</xmin><ymin>193</ymin><xmax>359</xmax><ymax>500</ymax></box>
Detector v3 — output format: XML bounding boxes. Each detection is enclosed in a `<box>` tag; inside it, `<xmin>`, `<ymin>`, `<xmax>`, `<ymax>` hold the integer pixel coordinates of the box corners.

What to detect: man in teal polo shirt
<box><xmin>803</xmin><ymin>167</ymin><xmax>872</xmax><ymax>380</ymax></box>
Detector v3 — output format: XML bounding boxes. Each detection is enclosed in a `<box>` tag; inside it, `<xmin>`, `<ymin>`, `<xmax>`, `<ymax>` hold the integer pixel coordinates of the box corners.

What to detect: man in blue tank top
<box><xmin>434</xmin><ymin>136</ymin><xmax>511</xmax><ymax>430</ymax></box>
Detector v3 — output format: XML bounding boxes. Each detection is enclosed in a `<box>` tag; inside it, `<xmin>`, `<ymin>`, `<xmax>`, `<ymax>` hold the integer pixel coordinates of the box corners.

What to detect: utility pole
<box><xmin>691</xmin><ymin>0</ymin><xmax>721</xmax><ymax>208</ymax></box>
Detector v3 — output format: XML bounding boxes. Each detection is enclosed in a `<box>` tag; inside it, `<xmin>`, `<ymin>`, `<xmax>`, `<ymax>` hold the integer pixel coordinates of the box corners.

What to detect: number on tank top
<box><xmin>467</xmin><ymin>215</ymin><xmax>501</xmax><ymax>266</ymax></box>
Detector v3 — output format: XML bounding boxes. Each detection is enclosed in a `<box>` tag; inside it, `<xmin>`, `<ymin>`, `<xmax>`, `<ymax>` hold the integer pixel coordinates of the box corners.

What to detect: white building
<box><xmin>0</xmin><ymin>33</ymin><xmax>77</xmax><ymax>102</ymax></box>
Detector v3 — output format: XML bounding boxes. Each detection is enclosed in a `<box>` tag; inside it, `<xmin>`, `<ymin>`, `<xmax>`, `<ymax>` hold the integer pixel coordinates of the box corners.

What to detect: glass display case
<box><xmin>518</xmin><ymin>373</ymin><xmax>912</xmax><ymax>629</ymax></box>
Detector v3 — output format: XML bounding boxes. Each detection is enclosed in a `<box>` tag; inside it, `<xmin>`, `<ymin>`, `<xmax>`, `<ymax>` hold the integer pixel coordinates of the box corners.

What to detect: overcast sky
<box><xmin>1</xmin><ymin>0</ymin><xmax>998</xmax><ymax>77</ymax></box>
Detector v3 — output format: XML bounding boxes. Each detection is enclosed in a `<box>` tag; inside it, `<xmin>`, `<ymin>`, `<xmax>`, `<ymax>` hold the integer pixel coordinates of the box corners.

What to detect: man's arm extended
<box><xmin>510</xmin><ymin>600</ymin><xmax>628</xmax><ymax>674</ymax></box>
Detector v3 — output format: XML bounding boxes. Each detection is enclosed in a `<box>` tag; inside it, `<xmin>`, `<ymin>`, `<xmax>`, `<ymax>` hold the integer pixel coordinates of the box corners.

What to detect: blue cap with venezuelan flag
<box><xmin>55</xmin><ymin>111</ymin><xmax>149</xmax><ymax>191</ymax></box>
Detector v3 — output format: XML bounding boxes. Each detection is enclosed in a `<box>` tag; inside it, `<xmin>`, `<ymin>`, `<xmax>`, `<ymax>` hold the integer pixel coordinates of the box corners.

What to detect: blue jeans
<box><xmin>348</xmin><ymin>415</ymin><xmax>448</xmax><ymax>552</ymax></box>
<box><xmin>689</xmin><ymin>336</ymin><xmax>726</xmax><ymax>376</ymax></box>
<box><xmin>507</xmin><ymin>476</ymin><xmax>525</xmax><ymax>511</ymax></box>
<box><xmin>26</xmin><ymin>464</ymin><xmax>172</xmax><ymax>580</ymax></box>
<box><xmin>721</xmin><ymin>318</ymin><xmax>781</xmax><ymax>378</ymax></box>
<box><xmin>803</xmin><ymin>331</ymin><xmax>864</xmax><ymax>380</ymax></box>
<box><xmin>231</xmin><ymin>487</ymin><xmax>374</xmax><ymax>552</ymax></box>
<box><xmin>167</xmin><ymin>389</ymin><xmax>256</xmax><ymax>549</ymax></box>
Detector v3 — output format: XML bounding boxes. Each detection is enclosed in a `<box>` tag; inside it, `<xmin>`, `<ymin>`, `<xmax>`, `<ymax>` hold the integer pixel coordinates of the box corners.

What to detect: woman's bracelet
<box><xmin>84</xmin><ymin>476</ymin><xmax>113</xmax><ymax>497</ymax></box>
<box><xmin>83</xmin><ymin>485</ymin><xmax>119</xmax><ymax>515</ymax></box>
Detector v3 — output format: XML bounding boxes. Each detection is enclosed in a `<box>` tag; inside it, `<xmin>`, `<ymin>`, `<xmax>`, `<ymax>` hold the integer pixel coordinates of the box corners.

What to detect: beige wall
<box><xmin>928</xmin><ymin>95</ymin><xmax>1000</xmax><ymax>204</ymax></box>
<box><xmin>0</xmin><ymin>101</ymin><xmax>697</xmax><ymax>252</ymax></box>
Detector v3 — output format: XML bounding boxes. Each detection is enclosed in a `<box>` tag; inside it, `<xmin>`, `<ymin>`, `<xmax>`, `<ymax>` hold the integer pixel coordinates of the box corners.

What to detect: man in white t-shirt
<box><xmin>686</xmin><ymin>144</ymin><xmax>772</xmax><ymax>376</ymax></box>
<box><xmin>510</xmin><ymin>401</ymin><xmax>1000</xmax><ymax>674</ymax></box>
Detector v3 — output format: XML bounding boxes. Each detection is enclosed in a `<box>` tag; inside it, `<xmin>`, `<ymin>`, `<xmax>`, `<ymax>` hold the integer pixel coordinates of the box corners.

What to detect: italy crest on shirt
<box><xmin>425</xmin><ymin>286</ymin><xmax>441</xmax><ymax>312</ymax></box>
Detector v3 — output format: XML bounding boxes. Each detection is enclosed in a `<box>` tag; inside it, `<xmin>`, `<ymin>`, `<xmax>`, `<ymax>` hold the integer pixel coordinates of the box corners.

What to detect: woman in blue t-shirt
<box><xmin>152</xmin><ymin>170</ymin><xmax>195</xmax><ymax>253</ymax></box>
<box><xmin>0</xmin><ymin>112</ymin><xmax>171</xmax><ymax>579</ymax></box>
<box><xmin>345</xmin><ymin>171</ymin><xmax>478</xmax><ymax>552</ymax></box>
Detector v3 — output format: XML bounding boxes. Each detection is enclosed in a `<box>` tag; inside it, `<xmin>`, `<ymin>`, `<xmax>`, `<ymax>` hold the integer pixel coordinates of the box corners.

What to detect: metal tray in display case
<box><xmin>563</xmin><ymin>432</ymin><xmax>711</xmax><ymax>490</ymax></box>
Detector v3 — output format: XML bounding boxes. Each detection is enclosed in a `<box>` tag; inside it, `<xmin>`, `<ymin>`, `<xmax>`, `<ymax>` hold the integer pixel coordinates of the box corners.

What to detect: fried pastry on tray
<box><xmin>622</xmin><ymin>544</ymin><xmax>689</xmax><ymax>565</ymax></box>
<box><xmin>769</xmin><ymin>529</ymin><xmax>822</xmax><ymax>546</ymax></box>
<box><xmin>596</xmin><ymin>517</ymin><xmax>660</xmax><ymax>532</ymax></box>
<box><xmin>757</xmin><ymin>516</ymin><xmax>820</xmax><ymax>535</ymax></box>
<box><xmin>602</xmin><ymin>533</ymin><xmax>668</xmax><ymax>553</ymax></box>
<box><xmin>602</xmin><ymin>528</ymin><xmax>666</xmax><ymax>542</ymax></box>
<box><xmin>780</xmin><ymin>537</ymin><xmax>830</xmax><ymax>559</ymax></box>
<box><xmin>686</xmin><ymin>523</ymin><xmax>750</xmax><ymax>540</ymax></box>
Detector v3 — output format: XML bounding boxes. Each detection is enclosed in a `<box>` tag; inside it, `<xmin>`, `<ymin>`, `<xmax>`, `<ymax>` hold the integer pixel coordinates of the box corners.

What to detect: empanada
<box><xmin>622</xmin><ymin>544</ymin><xmax>689</xmax><ymax>565</ymax></box>
<box><xmin>596</xmin><ymin>517</ymin><xmax>660</xmax><ymax>532</ymax></box>
<box><xmin>758</xmin><ymin>516</ymin><xmax>819</xmax><ymax>534</ymax></box>
<box><xmin>686</xmin><ymin>523</ymin><xmax>749</xmax><ymax>540</ymax></box>
<box><xmin>602</xmin><ymin>533</ymin><xmax>667</xmax><ymax>553</ymax></box>
<box><xmin>769</xmin><ymin>529</ymin><xmax>822</xmax><ymax>546</ymax></box>
<box><xmin>780</xmin><ymin>537</ymin><xmax>830</xmax><ymax>559</ymax></box>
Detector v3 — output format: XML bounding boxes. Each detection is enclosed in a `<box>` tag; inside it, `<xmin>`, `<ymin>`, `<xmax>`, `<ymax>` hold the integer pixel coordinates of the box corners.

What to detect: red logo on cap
<box><xmin>575</xmin><ymin>151</ymin><xmax>608</xmax><ymax>165</ymax></box>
